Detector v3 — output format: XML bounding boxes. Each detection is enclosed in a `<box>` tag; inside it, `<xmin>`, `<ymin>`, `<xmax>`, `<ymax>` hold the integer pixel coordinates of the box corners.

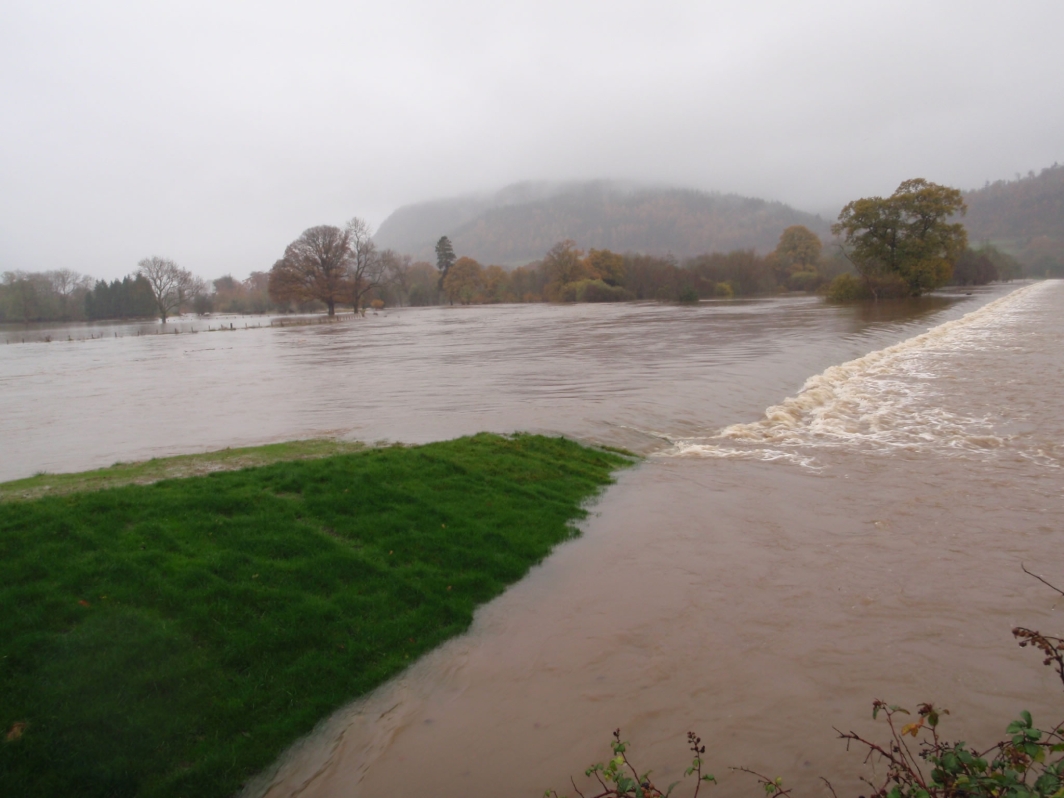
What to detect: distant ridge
<box><xmin>374</xmin><ymin>181</ymin><xmax>832</xmax><ymax>266</ymax></box>
<box><xmin>964</xmin><ymin>164</ymin><xmax>1064</xmax><ymax>274</ymax></box>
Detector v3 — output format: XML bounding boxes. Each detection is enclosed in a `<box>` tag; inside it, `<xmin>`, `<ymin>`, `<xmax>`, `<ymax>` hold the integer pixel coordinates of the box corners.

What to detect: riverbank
<box><xmin>0</xmin><ymin>433</ymin><xmax>634</xmax><ymax>797</ymax></box>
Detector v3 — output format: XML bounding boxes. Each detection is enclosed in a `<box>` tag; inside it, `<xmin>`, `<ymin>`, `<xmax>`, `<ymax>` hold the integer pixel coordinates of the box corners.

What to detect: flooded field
<box><xmin>4</xmin><ymin>283</ymin><xmax>1061</xmax><ymax>796</ymax></box>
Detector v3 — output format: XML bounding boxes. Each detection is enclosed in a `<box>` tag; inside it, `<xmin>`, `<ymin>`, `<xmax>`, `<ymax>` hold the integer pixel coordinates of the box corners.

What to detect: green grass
<box><xmin>0</xmin><ymin>439</ymin><xmax>368</xmax><ymax>503</ymax></box>
<box><xmin>0</xmin><ymin>433</ymin><xmax>633</xmax><ymax>797</ymax></box>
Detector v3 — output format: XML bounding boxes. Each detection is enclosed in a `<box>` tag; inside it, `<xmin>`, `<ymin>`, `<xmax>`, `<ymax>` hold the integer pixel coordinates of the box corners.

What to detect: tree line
<box><xmin>0</xmin><ymin>264</ymin><xmax>280</xmax><ymax>324</ymax></box>
<box><xmin>964</xmin><ymin>163</ymin><xmax>1064</xmax><ymax>277</ymax></box>
<box><xmin>263</xmin><ymin>220</ymin><xmax>857</xmax><ymax>312</ymax></box>
<box><xmin>1</xmin><ymin>178</ymin><xmax>1025</xmax><ymax>325</ymax></box>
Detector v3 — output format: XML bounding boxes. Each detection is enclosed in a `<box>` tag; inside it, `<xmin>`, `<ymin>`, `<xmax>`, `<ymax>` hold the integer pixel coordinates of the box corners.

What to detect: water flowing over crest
<box><xmin>665</xmin><ymin>281</ymin><xmax>1060</xmax><ymax>469</ymax></box>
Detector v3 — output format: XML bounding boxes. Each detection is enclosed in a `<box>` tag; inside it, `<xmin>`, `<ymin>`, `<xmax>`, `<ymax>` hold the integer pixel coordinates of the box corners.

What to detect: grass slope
<box><xmin>0</xmin><ymin>433</ymin><xmax>632</xmax><ymax>797</ymax></box>
<box><xmin>0</xmin><ymin>439</ymin><xmax>368</xmax><ymax>503</ymax></box>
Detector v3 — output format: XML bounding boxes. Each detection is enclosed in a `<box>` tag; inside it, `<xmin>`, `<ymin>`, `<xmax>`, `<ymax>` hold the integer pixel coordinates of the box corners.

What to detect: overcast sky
<box><xmin>2</xmin><ymin>0</ymin><xmax>1061</xmax><ymax>281</ymax></box>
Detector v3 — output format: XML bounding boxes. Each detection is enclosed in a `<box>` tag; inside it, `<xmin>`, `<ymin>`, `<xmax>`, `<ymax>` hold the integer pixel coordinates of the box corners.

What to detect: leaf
<box><xmin>1021</xmin><ymin>710</ymin><xmax>1033</xmax><ymax>728</ymax></box>
<box><xmin>5</xmin><ymin>721</ymin><xmax>27</xmax><ymax>742</ymax></box>
<box><xmin>902</xmin><ymin>719</ymin><xmax>925</xmax><ymax>738</ymax></box>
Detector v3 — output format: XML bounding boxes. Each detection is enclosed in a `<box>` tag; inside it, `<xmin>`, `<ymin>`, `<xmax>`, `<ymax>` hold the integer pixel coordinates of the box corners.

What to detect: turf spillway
<box><xmin>0</xmin><ymin>433</ymin><xmax>633</xmax><ymax>797</ymax></box>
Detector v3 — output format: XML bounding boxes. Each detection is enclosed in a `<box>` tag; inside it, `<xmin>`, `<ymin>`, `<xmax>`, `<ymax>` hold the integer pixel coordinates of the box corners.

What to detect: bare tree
<box><xmin>345</xmin><ymin>217</ymin><xmax>391</xmax><ymax>314</ymax></box>
<box><xmin>268</xmin><ymin>226</ymin><xmax>351</xmax><ymax>316</ymax></box>
<box><xmin>385</xmin><ymin>252</ymin><xmax>415</xmax><ymax>306</ymax></box>
<box><xmin>137</xmin><ymin>256</ymin><xmax>196</xmax><ymax>323</ymax></box>
<box><xmin>46</xmin><ymin>269</ymin><xmax>92</xmax><ymax>319</ymax></box>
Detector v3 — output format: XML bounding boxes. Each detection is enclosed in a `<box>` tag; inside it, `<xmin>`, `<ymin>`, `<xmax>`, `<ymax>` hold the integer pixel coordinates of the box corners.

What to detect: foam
<box><xmin>662</xmin><ymin>282</ymin><xmax>1053</xmax><ymax>465</ymax></box>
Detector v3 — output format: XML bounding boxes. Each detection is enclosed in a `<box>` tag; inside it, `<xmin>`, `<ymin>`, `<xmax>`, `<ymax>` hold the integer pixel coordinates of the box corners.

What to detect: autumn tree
<box><xmin>774</xmin><ymin>226</ymin><xmax>822</xmax><ymax>274</ymax></box>
<box><xmin>442</xmin><ymin>256</ymin><xmax>485</xmax><ymax>304</ymax></box>
<box><xmin>585</xmin><ymin>248</ymin><xmax>626</xmax><ymax>286</ymax></box>
<box><xmin>833</xmin><ymin>178</ymin><xmax>967</xmax><ymax>297</ymax></box>
<box><xmin>137</xmin><ymin>256</ymin><xmax>197</xmax><ymax>323</ymax></box>
<box><xmin>542</xmin><ymin>239</ymin><xmax>588</xmax><ymax>300</ymax></box>
<box><xmin>268</xmin><ymin>226</ymin><xmax>351</xmax><ymax>316</ymax></box>
<box><xmin>482</xmin><ymin>265</ymin><xmax>510</xmax><ymax>302</ymax></box>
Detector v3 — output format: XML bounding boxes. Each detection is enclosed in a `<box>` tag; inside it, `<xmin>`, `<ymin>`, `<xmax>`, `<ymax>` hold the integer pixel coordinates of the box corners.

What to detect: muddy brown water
<box><xmin>3</xmin><ymin>284</ymin><xmax>1062</xmax><ymax>797</ymax></box>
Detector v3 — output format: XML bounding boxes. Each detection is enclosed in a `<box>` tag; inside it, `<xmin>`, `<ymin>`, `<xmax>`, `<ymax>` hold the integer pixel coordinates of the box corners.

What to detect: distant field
<box><xmin>0</xmin><ymin>433</ymin><xmax>633</xmax><ymax>797</ymax></box>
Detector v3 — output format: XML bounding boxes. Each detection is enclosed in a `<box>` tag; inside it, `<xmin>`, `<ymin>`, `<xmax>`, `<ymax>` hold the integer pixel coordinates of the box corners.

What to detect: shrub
<box><xmin>826</xmin><ymin>273</ymin><xmax>870</xmax><ymax>301</ymax></box>
<box><xmin>678</xmin><ymin>286</ymin><xmax>700</xmax><ymax>303</ymax></box>
<box><xmin>787</xmin><ymin>270</ymin><xmax>822</xmax><ymax>292</ymax></box>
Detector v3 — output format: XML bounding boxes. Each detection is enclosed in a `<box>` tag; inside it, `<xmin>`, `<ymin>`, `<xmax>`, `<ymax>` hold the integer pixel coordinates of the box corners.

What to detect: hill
<box><xmin>964</xmin><ymin>164</ymin><xmax>1064</xmax><ymax>275</ymax></box>
<box><xmin>374</xmin><ymin>181</ymin><xmax>833</xmax><ymax>266</ymax></box>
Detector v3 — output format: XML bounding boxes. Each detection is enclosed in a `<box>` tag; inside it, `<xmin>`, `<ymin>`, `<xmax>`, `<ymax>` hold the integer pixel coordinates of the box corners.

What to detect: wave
<box><xmin>662</xmin><ymin>282</ymin><xmax>1053</xmax><ymax>464</ymax></box>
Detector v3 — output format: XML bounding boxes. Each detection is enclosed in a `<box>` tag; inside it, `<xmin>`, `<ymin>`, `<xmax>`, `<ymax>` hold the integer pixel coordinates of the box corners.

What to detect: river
<box><xmin>3</xmin><ymin>283</ymin><xmax>1061</xmax><ymax>796</ymax></box>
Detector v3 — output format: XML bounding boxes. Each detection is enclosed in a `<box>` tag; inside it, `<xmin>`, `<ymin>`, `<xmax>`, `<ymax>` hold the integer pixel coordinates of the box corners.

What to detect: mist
<box><xmin>2</xmin><ymin>0</ymin><xmax>1061</xmax><ymax>280</ymax></box>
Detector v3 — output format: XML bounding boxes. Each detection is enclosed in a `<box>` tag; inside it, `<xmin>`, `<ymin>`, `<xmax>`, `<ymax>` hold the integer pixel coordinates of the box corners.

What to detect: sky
<box><xmin>2</xmin><ymin>0</ymin><xmax>1062</xmax><ymax>281</ymax></box>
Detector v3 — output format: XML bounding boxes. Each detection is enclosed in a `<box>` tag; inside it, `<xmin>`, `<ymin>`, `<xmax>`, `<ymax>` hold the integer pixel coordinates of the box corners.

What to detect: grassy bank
<box><xmin>0</xmin><ymin>439</ymin><xmax>368</xmax><ymax>503</ymax></box>
<box><xmin>0</xmin><ymin>433</ymin><xmax>633</xmax><ymax>797</ymax></box>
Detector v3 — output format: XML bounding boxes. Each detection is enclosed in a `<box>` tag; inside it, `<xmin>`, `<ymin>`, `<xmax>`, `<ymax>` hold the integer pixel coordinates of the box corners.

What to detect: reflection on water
<box><xmin>5</xmin><ymin>282</ymin><xmax>1061</xmax><ymax>798</ymax></box>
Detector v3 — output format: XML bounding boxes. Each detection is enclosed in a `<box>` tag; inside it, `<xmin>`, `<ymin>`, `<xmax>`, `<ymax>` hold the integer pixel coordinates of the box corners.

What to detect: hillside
<box><xmin>964</xmin><ymin>164</ymin><xmax>1064</xmax><ymax>275</ymax></box>
<box><xmin>374</xmin><ymin>181</ymin><xmax>833</xmax><ymax>266</ymax></box>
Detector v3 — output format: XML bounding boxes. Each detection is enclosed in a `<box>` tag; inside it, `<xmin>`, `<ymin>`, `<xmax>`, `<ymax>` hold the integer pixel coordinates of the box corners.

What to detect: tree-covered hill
<box><xmin>374</xmin><ymin>181</ymin><xmax>832</xmax><ymax>266</ymax></box>
<box><xmin>964</xmin><ymin>163</ymin><xmax>1064</xmax><ymax>276</ymax></box>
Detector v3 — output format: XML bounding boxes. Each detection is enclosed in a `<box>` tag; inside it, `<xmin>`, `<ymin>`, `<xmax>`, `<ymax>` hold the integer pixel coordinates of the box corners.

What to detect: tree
<box><xmin>435</xmin><ymin>236</ymin><xmax>456</xmax><ymax>296</ymax></box>
<box><xmin>405</xmin><ymin>262</ymin><xmax>442</xmax><ymax>306</ymax></box>
<box><xmin>774</xmin><ymin>225</ymin><xmax>822</xmax><ymax>274</ymax></box>
<box><xmin>0</xmin><ymin>271</ymin><xmax>52</xmax><ymax>322</ymax></box>
<box><xmin>268</xmin><ymin>226</ymin><xmax>351</xmax><ymax>316</ymax></box>
<box><xmin>832</xmin><ymin>179</ymin><xmax>967</xmax><ymax>298</ymax></box>
<box><xmin>585</xmin><ymin>248</ymin><xmax>626</xmax><ymax>287</ymax></box>
<box><xmin>442</xmin><ymin>257</ymin><xmax>485</xmax><ymax>304</ymax></box>
<box><xmin>952</xmin><ymin>248</ymin><xmax>999</xmax><ymax>285</ymax></box>
<box><xmin>345</xmin><ymin>217</ymin><xmax>392</xmax><ymax>314</ymax></box>
<box><xmin>46</xmin><ymin>269</ymin><xmax>92</xmax><ymax>320</ymax></box>
<box><xmin>482</xmin><ymin>264</ymin><xmax>510</xmax><ymax>302</ymax></box>
<box><xmin>542</xmin><ymin>239</ymin><xmax>588</xmax><ymax>300</ymax></box>
<box><xmin>978</xmin><ymin>243</ymin><xmax>1022</xmax><ymax>281</ymax></box>
<box><xmin>137</xmin><ymin>256</ymin><xmax>196</xmax><ymax>323</ymax></box>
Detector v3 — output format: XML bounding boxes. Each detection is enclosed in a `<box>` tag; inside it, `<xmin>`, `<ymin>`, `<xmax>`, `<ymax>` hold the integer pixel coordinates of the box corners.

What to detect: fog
<box><xmin>1</xmin><ymin>0</ymin><xmax>1061</xmax><ymax>280</ymax></box>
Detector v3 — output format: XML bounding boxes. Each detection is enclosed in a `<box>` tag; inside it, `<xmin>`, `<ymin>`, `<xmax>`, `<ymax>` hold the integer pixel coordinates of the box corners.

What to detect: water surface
<box><xmin>4</xmin><ymin>284</ymin><xmax>1061</xmax><ymax>798</ymax></box>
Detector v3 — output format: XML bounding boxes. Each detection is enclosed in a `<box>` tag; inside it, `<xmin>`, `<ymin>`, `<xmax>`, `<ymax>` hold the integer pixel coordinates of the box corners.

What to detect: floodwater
<box><xmin>3</xmin><ymin>283</ymin><xmax>1062</xmax><ymax>796</ymax></box>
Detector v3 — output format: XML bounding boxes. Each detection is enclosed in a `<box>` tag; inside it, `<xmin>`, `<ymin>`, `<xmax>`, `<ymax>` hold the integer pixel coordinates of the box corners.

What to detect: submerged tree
<box><xmin>137</xmin><ymin>256</ymin><xmax>197</xmax><ymax>323</ymax></box>
<box><xmin>775</xmin><ymin>225</ymin><xmax>822</xmax><ymax>273</ymax></box>
<box><xmin>268</xmin><ymin>226</ymin><xmax>352</xmax><ymax>316</ymax></box>
<box><xmin>442</xmin><ymin>256</ymin><xmax>485</xmax><ymax>304</ymax></box>
<box><xmin>542</xmin><ymin>239</ymin><xmax>588</xmax><ymax>300</ymax></box>
<box><xmin>832</xmin><ymin>179</ymin><xmax>967</xmax><ymax>298</ymax></box>
<box><xmin>346</xmin><ymin>217</ymin><xmax>391</xmax><ymax>314</ymax></box>
<box><xmin>585</xmin><ymin>248</ymin><xmax>626</xmax><ymax>287</ymax></box>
